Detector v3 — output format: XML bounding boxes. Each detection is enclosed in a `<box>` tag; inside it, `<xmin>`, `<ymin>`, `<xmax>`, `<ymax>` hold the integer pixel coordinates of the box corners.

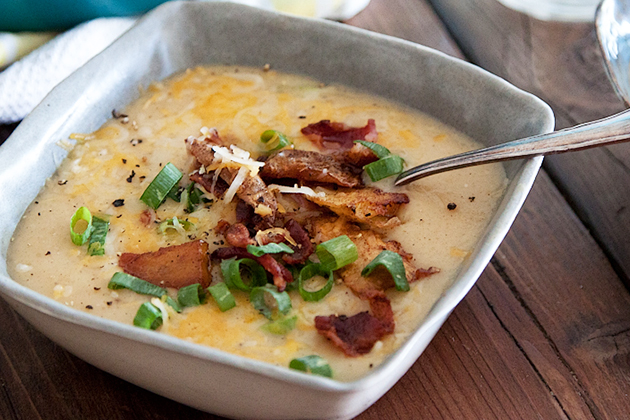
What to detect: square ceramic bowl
<box><xmin>0</xmin><ymin>2</ymin><xmax>554</xmax><ymax>419</ymax></box>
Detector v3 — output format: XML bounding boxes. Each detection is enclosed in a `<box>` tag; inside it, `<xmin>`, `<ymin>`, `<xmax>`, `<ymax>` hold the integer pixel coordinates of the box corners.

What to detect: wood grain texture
<box><xmin>1</xmin><ymin>0</ymin><xmax>630</xmax><ymax>419</ymax></box>
<box><xmin>429</xmin><ymin>0</ymin><xmax>630</xmax><ymax>287</ymax></box>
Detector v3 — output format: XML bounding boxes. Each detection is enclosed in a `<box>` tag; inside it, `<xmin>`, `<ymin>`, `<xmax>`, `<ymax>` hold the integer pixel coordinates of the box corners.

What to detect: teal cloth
<box><xmin>0</xmin><ymin>0</ymin><xmax>167</xmax><ymax>31</ymax></box>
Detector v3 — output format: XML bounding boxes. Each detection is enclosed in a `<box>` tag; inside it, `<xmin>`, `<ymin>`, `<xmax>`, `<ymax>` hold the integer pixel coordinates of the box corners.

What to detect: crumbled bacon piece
<box><xmin>260</xmin><ymin>149</ymin><xmax>362</xmax><ymax>188</ymax></box>
<box><xmin>282</xmin><ymin>219</ymin><xmax>314</xmax><ymax>265</ymax></box>
<box><xmin>139</xmin><ymin>209</ymin><xmax>156</xmax><ymax>227</ymax></box>
<box><xmin>301</xmin><ymin>119</ymin><xmax>377</xmax><ymax>150</ymax></box>
<box><xmin>190</xmin><ymin>171</ymin><xmax>228</xmax><ymax>198</ymax></box>
<box><xmin>315</xmin><ymin>312</ymin><xmax>390</xmax><ymax>356</ymax></box>
<box><xmin>315</xmin><ymin>289</ymin><xmax>395</xmax><ymax>356</ymax></box>
<box><xmin>119</xmin><ymin>240</ymin><xmax>210</xmax><ymax>288</ymax></box>
<box><xmin>225</xmin><ymin>223</ymin><xmax>255</xmax><ymax>247</ymax></box>
<box><xmin>214</xmin><ymin>219</ymin><xmax>231</xmax><ymax>236</ymax></box>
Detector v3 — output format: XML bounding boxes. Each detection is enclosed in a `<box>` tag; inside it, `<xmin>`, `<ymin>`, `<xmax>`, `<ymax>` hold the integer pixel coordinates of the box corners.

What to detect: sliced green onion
<box><xmin>361</xmin><ymin>250</ymin><xmax>409</xmax><ymax>292</ymax></box>
<box><xmin>140</xmin><ymin>162</ymin><xmax>183</xmax><ymax>210</ymax></box>
<box><xmin>262</xmin><ymin>315</ymin><xmax>297</xmax><ymax>335</ymax></box>
<box><xmin>354</xmin><ymin>140</ymin><xmax>391</xmax><ymax>159</ymax></box>
<box><xmin>133</xmin><ymin>302</ymin><xmax>163</xmax><ymax>330</ymax></box>
<box><xmin>158</xmin><ymin>217</ymin><xmax>195</xmax><ymax>234</ymax></box>
<box><xmin>107</xmin><ymin>272</ymin><xmax>166</xmax><ymax>297</ymax></box>
<box><xmin>70</xmin><ymin>206</ymin><xmax>93</xmax><ymax>246</ymax></box>
<box><xmin>166</xmin><ymin>185</ymin><xmax>183</xmax><ymax>202</ymax></box>
<box><xmin>246</xmin><ymin>243</ymin><xmax>294</xmax><ymax>257</ymax></box>
<box><xmin>87</xmin><ymin>215</ymin><xmax>109</xmax><ymax>256</ymax></box>
<box><xmin>298</xmin><ymin>263</ymin><xmax>334</xmax><ymax>302</ymax></box>
<box><xmin>185</xmin><ymin>182</ymin><xmax>205</xmax><ymax>213</ymax></box>
<box><xmin>260</xmin><ymin>130</ymin><xmax>292</xmax><ymax>151</ymax></box>
<box><xmin>250</xmin><ymin>284</ymin><xmax>292</xmax><ymax>320</ymax></box>
<box><xmin>207</xmin><ymin>282</ymin><xmax>236</xmax><ymax>312</ymax></box>
<box><xmin>221</xmin><ymin>258</ymin><xmax>268</xmax><ymax>292</ymax></box>
<box><xmin>316</xmin><ymin>235</ymin><xmax>358</xmax><ymax>272</ymax></box>
<box><xmin>164</xmin><ymin>296</ymin><xmax>182</xmax><ymax>313</ymax></box>
<box><xmin>363</xmin><ymin>155</ymin><xmax>405</xmax><ymax>182</ymax></box>
<box><xmin>289</xmin><ymin>355</ymin><xmax>333</xmax><ymax>378</ymax></box>
<box><xmin>177</xmin><ymin>283</ymin><xmax>206</xmax><ymax>307</ymax></box>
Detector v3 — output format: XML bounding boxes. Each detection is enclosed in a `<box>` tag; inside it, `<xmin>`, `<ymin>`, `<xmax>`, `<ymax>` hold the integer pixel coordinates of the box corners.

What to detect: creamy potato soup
<box><xmin>7</xmin><ymin>66</ymin><xmax>507</xmax><ymax>381</ymax></box>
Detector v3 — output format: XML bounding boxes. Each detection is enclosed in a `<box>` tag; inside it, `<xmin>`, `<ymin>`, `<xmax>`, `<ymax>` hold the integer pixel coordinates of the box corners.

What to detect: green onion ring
<box><xmin>353</xmin><ymin>140</ymin><xmax>391</xmax><ymax>159</ymax></box>
<box><xmin>87</xmin><ymin>215</ymin><xmax>109</xmax><ymax>256</ymax></box>
<box><xmin>298</xmin><ymin>263</ymin><xmax>334</xmax><ymax>302</ymax></box>
<box><xmin>140</xmin><ymin>162</ymin><xmax>183</xmax><ymax>210</ymax></box>
<box><xmin>133</xmin><ymin>302</ymin><xmax>163</xmax><ymax>330</ymax></box>
<box><xmin>70</xmin><ymin>206</ymin><xmax>93</xmax><ymax>246</ymax></box>
<box><xmin>221</xmin><ymin>258</ymin><xmax>267</xmax><ymax>292</ymax></box>
<box><xmin>289</xmin><ymin>355</ymin><xmax>333</xmax><ymax>378</ymax></box>
<box><xmin>260</xmin><ymin>130</ymin><xmax>292</xmax><ymax>151</ymax></box>
<box><xmin>361</xmin><ymin>250</ymin><xmax>409</xmax><ymax>292</ymax></box>
<box><xmin>261</xmin><ymin>315</ymin><xmax>297</xmax><ymax>335</ymax></box>
<box><xmin>246</xmin><ymin>243</ymin><xmax>294</xmax><ymax>257</ymax></box>
<box><xmin>177</xmin><ymin>283</ymin><xmax>206</xmax><ymax>307</ymax></box>
<box><xmin>250</xmin><ymin>284</ymin><xmax>292</xmax><ymax>320</ymax></box>
<box><xmin>363</xmin><ymin>155</ymin><xmax>405</xmax><ymax>182</ymax></box>
<box><xmin>207</xmin><ymin>283</ymin><xmax>236</xmax><ymax>312</ymax></box>
<box><xmin>108</xmin><ymin>272</ymin><xmax>166</xmax><ymax>297</ymax></box>
<box><xmin>316</xmin><ymin>235</ymin><xmax>358</xmax><ymax>272</ymax></box>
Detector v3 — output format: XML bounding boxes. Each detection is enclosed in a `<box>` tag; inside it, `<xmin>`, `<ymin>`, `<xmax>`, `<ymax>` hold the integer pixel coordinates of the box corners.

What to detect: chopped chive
<box><xmin>70</xmin><ymin>206</ymin><xmax>93</xmax><ymax>246</ymax></box>
<box><xmin>260</xmin><ymin>130</ymin><xmax>292</xmax><ymax>151</ymax></box>
<box><xmin>185</xmin><ymin>182</ymin><xmax>205</xmax><ymax>213</ymax></box>
<box><xmin>166</xmin><ymin>185</ymin><xmax>183</xmax><ymax>203</ymax></box>
<box><xmin>87</xmin><ymin>216</ymin><xmax>109</xmax><ymax>256</ymax></box>
<box><xmin>316</xmin><ymin>235</ymin><xmax>358</xmax><ymax>272</ymax></box>
<box><xmin>363</xmin><ymin>155</ymin><xmax>404</xmax><ymax>182</ymax></box>
<box><xmin>133</xmin><ymin>302</ymin><xmax>163</xmax><ymax>330</ymax></box>
<box><xmin>140</xmin><ymin>162</ymin><xmax>183</xmax><ymax>209</ymax></box>
<box><xmin>178</xmin><ymin>283</ymin><xmax>206</xmax><ymax>307</ymax></box>
<box><xmin>262</xmin><ymin>315</ymin><xmax>297</xmax><ymax>335</ymax></box>
<box><xmin>362</xmin><ymin>250</ymin><xmax>409</xmax><ymax>291</ymax></box>
<box><xmin>250</xmin><ymin>284</ymin><xmax>292</xmax><ymax>320</ymax></box>
<box><xmin>207</xmin><ymin>283</ymin><xmax>236</xmax><ymax>312</ymax></box>
<box><xmin>289</xmin><ymin>355</ymin><xmax>333</xmax><ymax>378</ymax></box>
<box><xmin>221</xmin><ymin>258</ymin><xmax>267</xmax><ymax>292</ymax></box>
<box><xmin>354</xmin><ymin>140</ymin><xmax>391</xmax><ymax>159</ymax></box>
<box><xmin>107</xmin><ymin>272</ymin><xmax>166</xmax><ymax>297</ymax></box>
<box><xmin>157</xmin><ymin>217</ymin><xmax>194</xmax><ymax>234</ymax></box>
<box><xmin>164</xmin><ymin>296</ymin><xmax>182</xmax><ymax>313</ymax></box>
<box><xmin>298</xmin><ymin>263</ymin><xmax>334</xmax><ymax>302</ymax></box>
<box><xmin>246</xmin><ymin>243</ymin><xmax>294</xmax><ymax>257</ymax></box>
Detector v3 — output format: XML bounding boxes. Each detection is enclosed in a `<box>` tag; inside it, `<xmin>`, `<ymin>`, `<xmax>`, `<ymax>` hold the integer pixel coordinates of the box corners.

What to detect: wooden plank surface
<box><xmin>1</xmin><ymin>0</ymin><xmax>630</xmax><ymax>419</ymax></box>
<box><xmin>429</xmin><ymin>0</ymin><xmax>630</xmax><ymax>286</ymax></box>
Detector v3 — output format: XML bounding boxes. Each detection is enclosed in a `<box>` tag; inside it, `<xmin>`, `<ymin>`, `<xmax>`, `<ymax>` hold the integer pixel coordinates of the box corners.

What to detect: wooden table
<box><xmin>1</xmin><ymin>0</ymin><xmax>629</xmax><ymax>418</ymax></box>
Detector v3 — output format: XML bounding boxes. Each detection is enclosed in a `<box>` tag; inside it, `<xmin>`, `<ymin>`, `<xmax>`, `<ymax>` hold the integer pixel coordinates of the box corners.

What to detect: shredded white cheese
<box><xmin>223</xmin><ymin>166</ymin><xmax>248</xmax><ymax>203</ymax></box>
<box><xmin>268</xmin><ymin>184</ymin><xmax>326</xmax><ymax>198</ymax></box>
<box><xmin>209</xmin><ymin>144</ymin><xmax>265</xmax><ymax>177</ymax></box>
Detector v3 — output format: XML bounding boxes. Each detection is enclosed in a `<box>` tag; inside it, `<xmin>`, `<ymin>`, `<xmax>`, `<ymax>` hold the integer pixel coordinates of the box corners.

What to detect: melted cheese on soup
<box><xmin>7</xmin><ymin>66</ymin><xmax>507</xmax><ymax>381</ymax></box>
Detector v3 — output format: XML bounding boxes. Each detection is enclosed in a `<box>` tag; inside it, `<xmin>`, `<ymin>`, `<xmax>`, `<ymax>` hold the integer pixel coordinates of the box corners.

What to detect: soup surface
<box><xmin>7</xmin><ymin>66</ymin><xmax>507</xmax><ymax>381</ymax></box>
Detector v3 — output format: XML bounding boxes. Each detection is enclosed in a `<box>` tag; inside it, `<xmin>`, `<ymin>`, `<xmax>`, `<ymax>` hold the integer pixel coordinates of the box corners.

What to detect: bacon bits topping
<box><xmin>225</xmin><ymin>223</ymin><xmax>255</xmax><ymax>247</ymax></box>
<box><xmin>301</xmin><ymin>119</ymin><xmax>377</xmax><ymax>150</ymax></box>
<box><xmin>282</xmin><ymin>219</ymin><xmax>314</xmax><ymax>265</ymax></box>
<box><xmin>119</xmin><ymin>240</ymin><xmax>210</xmax><ymax>289</ymax></box>
<box><xmin>315</xmin><ymin>311</ymin><xmax>390</xmax><ymax>356</ymax></box>
<box><xmin>260</xmin><ymin>149</ymin><xmax>363</xmax><ymax>188</ymax></box>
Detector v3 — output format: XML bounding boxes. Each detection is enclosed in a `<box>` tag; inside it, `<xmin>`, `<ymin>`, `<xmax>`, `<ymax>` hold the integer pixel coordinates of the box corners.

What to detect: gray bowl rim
<box><xmin>0</xmin><ymin>1</ymin><xmax>554</xmax><ymax>394</ymax></box>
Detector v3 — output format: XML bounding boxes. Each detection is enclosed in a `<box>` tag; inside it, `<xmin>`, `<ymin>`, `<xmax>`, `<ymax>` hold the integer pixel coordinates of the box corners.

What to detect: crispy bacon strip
<box><xmin>301</xmin><ymin>119</ymin><xmax>377</xmax><ymax>150</ymax></box>
<box><xmin>190</xmin><ymin>172</ymin><xmax>228</xmax><ymax>198</ymax></box>
<box><xmin>304</xmin><ymin>187</ymin><xmax>409</xmax><ymax>229</ymax></box>
<box><xmin>186</xmin><ymin>130</ymin><xmax>277</xmax><ymax>226</ymax></box>
<box><xmin>308</xmin><ymin>217</ymin><xmax>439</xmax><ymax>296</ymax></box>
<box><xmin>211</xmin><ymin>247</ymin><xmax>293</xmax><ymax>291</ymax></box>
<box><xmin>282</xmin><ymin>219</ymin><xmax>314</xmax><ymax>265</ymax></box>
<box><xmin>119</xmin><ymin>240</ymin><xmax>210</xmax><ymax>289</ymax></box>
<box><xmin>260</xmin><ymin>149</ymin><xmax>362</xmax><ymax>188</ymax></box>
<box><xmin>225</xmin><ymin>223</ymin><xmax>255</xmax><ymax>247</ymax></box>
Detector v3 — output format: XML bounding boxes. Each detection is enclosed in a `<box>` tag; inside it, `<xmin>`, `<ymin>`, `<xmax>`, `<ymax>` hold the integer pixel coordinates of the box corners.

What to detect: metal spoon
<box><xmin>395</xmin><ymin>0</ymin><xmax>630</xmax><ymax>186</ymax></box>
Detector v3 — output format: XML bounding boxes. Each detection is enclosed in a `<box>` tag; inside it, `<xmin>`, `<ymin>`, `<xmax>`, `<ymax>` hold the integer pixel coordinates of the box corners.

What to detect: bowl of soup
<box><xmin>0</xmin><ymin>2</ymin><xmax>553</xmax><ymax>419</ymax></box>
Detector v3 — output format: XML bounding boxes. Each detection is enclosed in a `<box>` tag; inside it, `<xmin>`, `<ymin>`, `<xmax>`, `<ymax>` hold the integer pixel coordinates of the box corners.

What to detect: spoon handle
<box><xmin>395</xmin><ymin>108</ymin><xmax>630</xmax><ymax>186</ymax></box>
